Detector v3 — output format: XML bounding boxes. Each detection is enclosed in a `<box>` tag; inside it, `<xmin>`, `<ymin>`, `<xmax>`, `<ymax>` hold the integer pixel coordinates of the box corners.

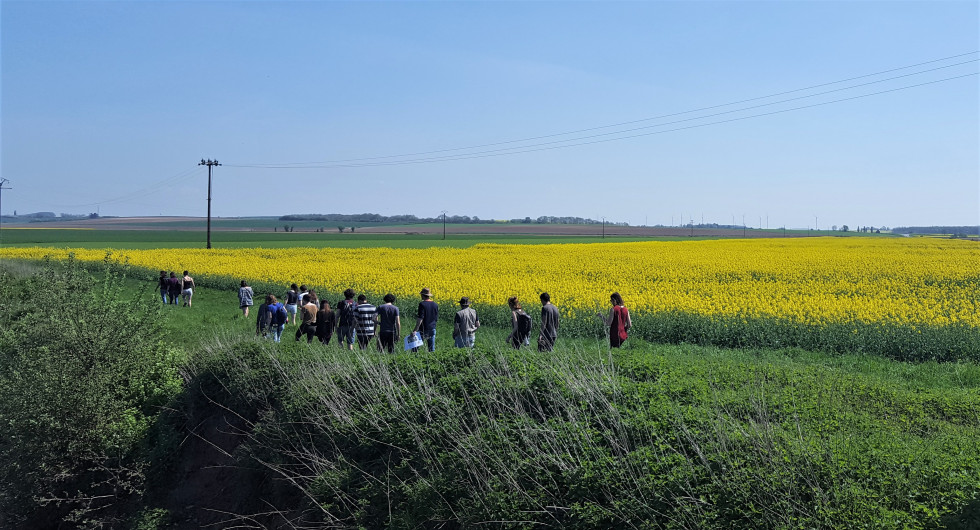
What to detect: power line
<box><xmin>227</xmin><ymin>51</ymin><xmax>978</xmax><ymax>168</ymax></box>
<box><xmin>270</xmin><ymin>62</ymin><xmax>974</xmax><ymax>167</ymax></box>
<box><xmin>49</xmin><ymin>166</ymin><xmax>202</xmax><ymax>209</ymax></box>
<box><xmin>227</xmin><ymin>72</ymin><xmax>977</xmax><ymax>169</ymax></box>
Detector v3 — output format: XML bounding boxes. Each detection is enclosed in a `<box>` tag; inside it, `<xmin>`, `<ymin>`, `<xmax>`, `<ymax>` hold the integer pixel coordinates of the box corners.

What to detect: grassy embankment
<box><xmin>1</xmin><ymin>256</ymin><xmax>977</xmax><ymax>529</ymax></box>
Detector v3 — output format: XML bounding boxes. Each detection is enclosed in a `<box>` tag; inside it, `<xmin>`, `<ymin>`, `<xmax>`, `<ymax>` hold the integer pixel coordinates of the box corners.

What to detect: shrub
<box><xmin>0</xmin><ymin>256</ymin><xmax>182</xmax><ymax>527</ymax></box>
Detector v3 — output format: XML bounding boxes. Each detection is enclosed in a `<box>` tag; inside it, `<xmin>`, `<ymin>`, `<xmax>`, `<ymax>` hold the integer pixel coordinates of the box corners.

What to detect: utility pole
<box><xmin>742</xmin><ymin>214</ymin><xmax>746</xmax><ymax>238</ymax></box>
<box><xmin>199</xmin><ymin>159</ymin><xmax>220</xmax><ymax>249</ymax></box>
<box><xmin>441</xmin><ymin>210</ymin><xmax>447</xmax><ymax>240</ymax></box>
<box><xmin>0</xmin><ymin>179</ymin><xmax>10</xmax><ymax>245</ymax></box>
<box><xmin>601</xmin><ymin>217</ymin><xmax>606</xmax><ymax>239</ymax></box>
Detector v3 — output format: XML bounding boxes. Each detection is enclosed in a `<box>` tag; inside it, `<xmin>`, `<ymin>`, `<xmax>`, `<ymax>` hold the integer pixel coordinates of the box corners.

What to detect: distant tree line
<box><xmin>893</xmin><ymin>226</ymin><xmax>979</xmax><ymax>237</ymax></box>
<box><xmin>10</xmin><ymin>212</ymin><xmax>101</xmax><ymax>220</ymax></box>
<box><xmin>280</xmin><ymin>213</ymin><xmax>617</xmax><ymax>225</ymax></box>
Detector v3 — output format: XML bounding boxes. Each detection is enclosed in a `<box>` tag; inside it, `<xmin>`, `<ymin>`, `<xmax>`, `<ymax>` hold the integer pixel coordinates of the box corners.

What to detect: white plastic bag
<box><xmin>404</xmin><ymin>332</ymin><xmax>424</xmax><ymax>351</ymax></box>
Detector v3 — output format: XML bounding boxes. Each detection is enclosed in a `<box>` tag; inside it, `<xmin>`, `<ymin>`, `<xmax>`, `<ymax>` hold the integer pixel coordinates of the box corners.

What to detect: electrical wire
<box><xmin>227</xmin><ymin>72</ymin><xmax>978</xmax><ymax>169</ymax></box>
<box><xmin>226</xmin><ymin>51</ymin><xmax>978</xmax><ymax>168</ymax></box>
<box><xmin>49</xmin><ymin>166</ymin><xmax>203</xmax><ymax>208</ymax></box>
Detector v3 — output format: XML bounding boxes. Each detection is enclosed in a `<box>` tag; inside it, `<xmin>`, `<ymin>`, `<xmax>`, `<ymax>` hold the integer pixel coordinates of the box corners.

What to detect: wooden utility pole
<box><xmin>0</xmin><ymin>179</ymin><xmax>10</xmax><ymax>245</ymax></box>
<box><xmin>199</xmin><ymin>159</ymin><xmax>220</xmax><ymax>249</ymax></box>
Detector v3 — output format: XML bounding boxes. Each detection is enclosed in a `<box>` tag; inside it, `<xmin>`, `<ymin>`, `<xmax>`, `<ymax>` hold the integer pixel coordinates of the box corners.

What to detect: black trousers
<box><xmin>296</xmin><ymin>322</ymin><xmax>316</xmax><ymax>343</ymax></box>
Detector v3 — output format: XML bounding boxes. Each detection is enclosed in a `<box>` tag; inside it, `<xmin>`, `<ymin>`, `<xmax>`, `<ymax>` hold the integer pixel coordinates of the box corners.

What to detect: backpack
<box><xmin>273</xmin><ymin>303</ymin><xmax>288</xmax><ymax>326</ymax></box>
<box><xmin>517</xmin><ymin>311</ymin><xmax>533</xmax><ymax>336</ymax></box>
<box><xmin>338</xmin><ymin>300</ymin><xmax>356</xmax><ymax>326</ymax></box>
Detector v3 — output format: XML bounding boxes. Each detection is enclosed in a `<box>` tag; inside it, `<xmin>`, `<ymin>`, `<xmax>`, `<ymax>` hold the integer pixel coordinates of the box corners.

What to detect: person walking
<box><xmin>355</xmin><ymin>294</ymin><xmax>378</xmax><ymax>350</ymax></box>
<box><xmin>284</xmin><ymin>283</ymin><xmax>300</xmax><ymax>325</ymax></box>
<box><xmin>376</xmin><ymin>294</ymin><xmax>401</xmax><ymax>353</ymax></box>
<box><xmin>538</xmin><ymin>292</ymin><xmax>560</xmax><ymax>352</ymax></box>
<box><xmin>158</xmin><ymin>271</ymin><xmax>169</xmax><ymax>304</ymax></box>
<box><xmin>336</xmin><ymin>288</ymin><xmax>357</xmax><ymax>351</ymax></box>
<box><xmin>597</xmin><ymin>292</ymin><xmax>632</xmax><ymax>348</ymax></box>
<box><xmin>256</xmin><ymin>295</ymin><xmax>271</xmax><ymax>338</ymax></box>
<box><xmin>267</xmin><ymin>295</ymin><xmax>287</xmax><ymax>343</ymax></box>
<box><xmin>167</xmin><ymin>272</ymin><xmax>181</xmax><ymax>306</ymax></box>
<box><xmin>295</xmin><ymin>294</ymin><xmax>318</xmax><ymax>343</ymax></box>
<box><xmin>315</xmin><ymin>300</ymin><xmax>336</xmax><ymax>345</ymax></box>
<box><xmin>307</xmin><ymin>289</ymin><xmax>319</xmax><ymax>308</ymax></box>
<box><xmin>181</xmin><ymin>271</ymin><xmax>196</xmax><ymax>307</ymax></box>
<box><xmin>506</xmin><ymin>296</ymin><xmax>532</xmax><ymax>349</ymax></box>
<box><xmin>413</xmin><ymin>288</ymin><xmax>439</xmax><ymax>352</ymax></box>
<box><xmin>452</xmin><ymin>296</ymin><xmax>480</xmax><ymax>348</ymax></box>
<box><xmin>238</xmin><ymin>280</ymin><xmax>254</xmax><ymax>318</ymax></box>
<box><xmin>297</xmin><ymin>285</ymin><xmax>310</xmax><ymax>316</ymax></box>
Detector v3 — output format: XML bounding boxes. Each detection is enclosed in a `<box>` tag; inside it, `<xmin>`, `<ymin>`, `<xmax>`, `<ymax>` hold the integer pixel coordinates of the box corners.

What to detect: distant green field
<box><xmin>0</xmin><ymin>228</ymin><xmax>670</xmax><ymax>249</ymax></box>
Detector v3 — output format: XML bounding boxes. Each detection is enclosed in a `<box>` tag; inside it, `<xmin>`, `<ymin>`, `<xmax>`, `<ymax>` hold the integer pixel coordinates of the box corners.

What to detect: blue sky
<box><xmin>2</xmin><ymin>0</ymin><xmax>977</xmax><ymax>228</ymax></box>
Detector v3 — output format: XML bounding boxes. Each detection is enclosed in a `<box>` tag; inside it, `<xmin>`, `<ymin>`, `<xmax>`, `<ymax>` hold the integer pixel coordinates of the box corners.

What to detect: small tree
<box><xmin>0</xmin><ymin>257</ymin><xmax>181</xmax><ymax>525</ymax></box>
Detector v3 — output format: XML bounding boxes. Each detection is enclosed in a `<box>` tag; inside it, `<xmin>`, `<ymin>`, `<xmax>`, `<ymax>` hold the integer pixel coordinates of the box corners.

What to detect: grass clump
<box><xmin>180</xmin><ymin>335</ymin><xmax>980</xmax><ymax>529</ymax></box>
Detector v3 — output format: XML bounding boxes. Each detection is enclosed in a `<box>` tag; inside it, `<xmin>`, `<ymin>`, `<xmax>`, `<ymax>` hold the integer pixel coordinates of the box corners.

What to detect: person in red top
<box><xmin>597</xmin><ymin>292</ymin><xmax>631</xmax><ymax>348</ymax></box>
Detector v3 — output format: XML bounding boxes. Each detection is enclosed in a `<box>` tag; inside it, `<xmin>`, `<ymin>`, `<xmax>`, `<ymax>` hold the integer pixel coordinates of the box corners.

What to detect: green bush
<box><xmin>0</xmin><ymin>256</ymin><xmax>182</xmax><ymax>527</ymax></box>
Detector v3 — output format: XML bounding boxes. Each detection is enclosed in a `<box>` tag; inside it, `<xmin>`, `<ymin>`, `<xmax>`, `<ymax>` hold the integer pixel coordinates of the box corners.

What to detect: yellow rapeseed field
<box><xmin>1</xmin><ymin>237</ymin><xmax>977</xmax><ymax>328</ymax></box>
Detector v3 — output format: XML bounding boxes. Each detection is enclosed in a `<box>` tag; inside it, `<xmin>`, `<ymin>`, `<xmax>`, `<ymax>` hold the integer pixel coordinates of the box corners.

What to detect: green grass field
<box><xmin>0</xmin><ymin>222</ymin><xmax>885</xmax><ymax>250</ymax></box>
<box><xmin>0</xmin><ymin>227</ymin><xmax>726</xmax><ymax>249</ymax></box>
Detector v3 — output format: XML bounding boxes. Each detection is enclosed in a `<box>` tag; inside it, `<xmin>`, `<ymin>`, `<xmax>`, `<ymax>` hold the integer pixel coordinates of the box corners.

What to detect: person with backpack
<box><xmin>255</xmin><ymin>295</ymin><xmax>272</xmax><ymax>338</ymax></box>
<box><xmin>336</xmin><ymin>288</ymin><xmax>357</xmax><ymax>351</ymax></box>
<box><xmin>506</xmin><ymin>296</ymin><xmax>532</xmax><ymax>349</ymax></box>
<box><xmin>597</xmin><ymin>292</ymin><xmax>632</xmax><ymax>348</ymax></box>
<box><xmin>267</xmin><ymin>294</ymin><xmax>288</xmax><ymax>343</ymax></box>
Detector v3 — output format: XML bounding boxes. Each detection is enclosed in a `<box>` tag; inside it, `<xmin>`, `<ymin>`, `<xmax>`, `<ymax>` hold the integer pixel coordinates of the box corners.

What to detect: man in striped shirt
<box><xmin>355</xmin><ymin>294</ymin><xmax>378</xmax><ymax>350</ymax></box>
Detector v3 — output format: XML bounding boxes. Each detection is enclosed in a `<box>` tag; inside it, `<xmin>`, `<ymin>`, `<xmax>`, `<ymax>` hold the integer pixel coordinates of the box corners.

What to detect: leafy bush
<box><xmin>0</xmin><ymin>256</ymin><xmax>182</xmax><ymax>527</ymax></box>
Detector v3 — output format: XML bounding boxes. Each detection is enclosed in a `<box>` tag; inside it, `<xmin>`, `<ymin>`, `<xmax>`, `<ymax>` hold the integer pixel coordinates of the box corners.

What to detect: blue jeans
<box><xmin>454</xmin><ymin>334</ymin><xmax>475</xmax><ymax>348</ymax></box>
<box><xmin>272</xmin><ymin>324</ymin><xmax>284</xmax><ymax>343</ymax></box>
<box><xmin>160</xmin><ymin>289</ymin><xmax>168</xmax><ymax>304</ymax></box>
<box><xmin>423</xmin><ymin>328</ymin><xmax>436</xmax><ymax>352</ymax></box>
<box><xmin>337</xmin><ymin>325</ymin><xmax>355</xmax><ymax>346</ymax></box>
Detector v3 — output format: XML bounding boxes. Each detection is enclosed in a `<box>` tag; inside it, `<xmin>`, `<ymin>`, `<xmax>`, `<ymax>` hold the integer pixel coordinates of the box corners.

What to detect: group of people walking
<box><xmin>158</xmin><ymin>270</ymin><xmax>196</xmax><ymax>307</ymax></box>
<box><xmin>242</xmin><ymin>282</ymin><xmax>632</xmax><ymax>351</ymax></box>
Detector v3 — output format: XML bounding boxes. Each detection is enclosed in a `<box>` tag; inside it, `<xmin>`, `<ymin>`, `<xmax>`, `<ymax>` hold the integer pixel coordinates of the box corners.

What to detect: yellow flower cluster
<box><xmin>2</xmin><ymin>238</ymin><xmax>977</xmax><ymax>327</ymax></box>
